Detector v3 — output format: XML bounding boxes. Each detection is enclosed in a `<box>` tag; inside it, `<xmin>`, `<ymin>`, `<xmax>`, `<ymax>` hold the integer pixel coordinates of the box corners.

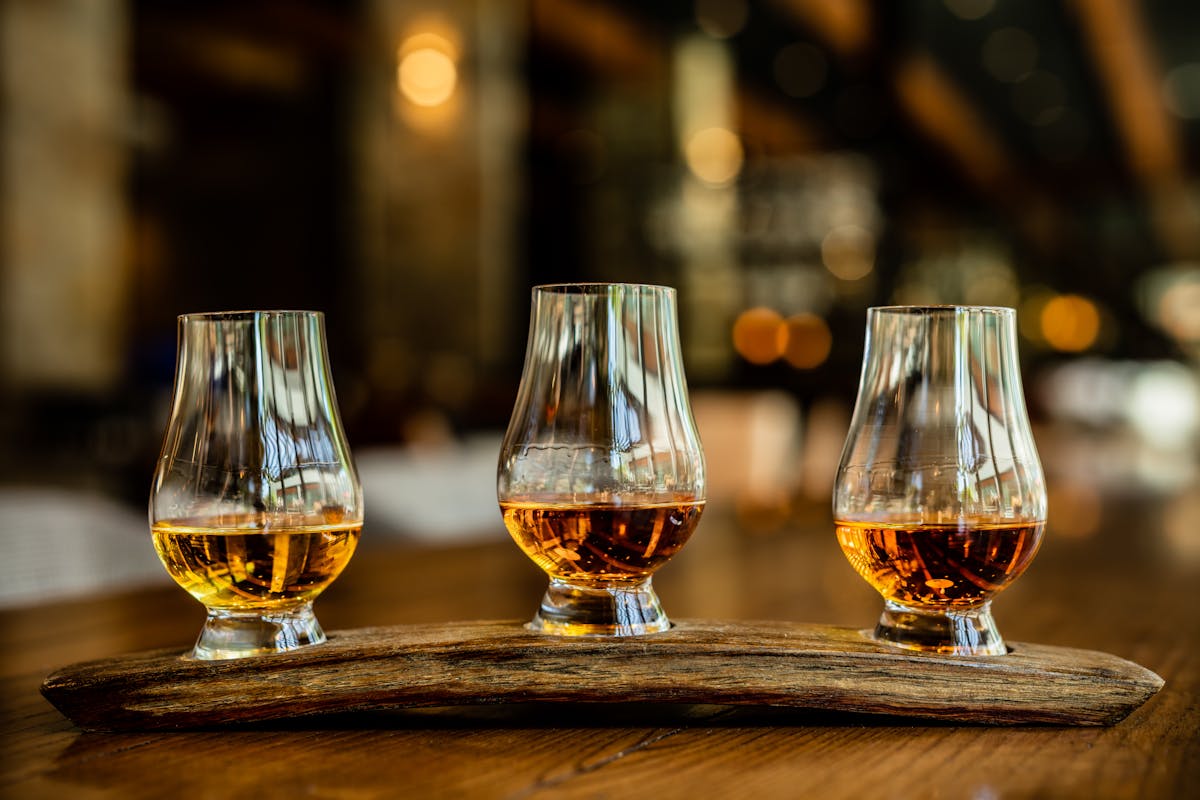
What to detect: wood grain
<box><xmin>6</xmin><ymin>517</ymin><xmax>1199</xmax><ymax>800</ymax></box>
<box><xmin>40</xmin><ymin>619</ymin><xmax>1162</xmax><ymax>730</ymax></box>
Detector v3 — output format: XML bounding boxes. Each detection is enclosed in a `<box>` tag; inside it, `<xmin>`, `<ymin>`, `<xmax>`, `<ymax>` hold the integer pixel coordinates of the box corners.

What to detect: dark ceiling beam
<box><xmin>768</xmin><ymin>0</ymin><xmax>1063</xmax><ymax>255</ymax></box>
<box><xmin>531</xmin><ymin>0</ymin><xmax>664</xmax><ymax>81</ymax></box>
<box><xmin>766</xmin><ymin>0</ymin><xmax>872</xmax><ymax>61</ymax></box>
<box><xmin>1069</xmin><ymin>0</ymin><xmax>1199</xmax><ymax>260</ymax></box>
<box><xmin>889</xmin><ymin>53</ymin><xmax>1062</xmax><ymax>254</ymax></box>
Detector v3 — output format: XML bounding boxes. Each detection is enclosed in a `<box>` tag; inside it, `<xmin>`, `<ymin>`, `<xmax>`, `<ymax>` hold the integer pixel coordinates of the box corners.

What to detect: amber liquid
<box><xmin>835</xmin><ymin>519</ymin><xmax>1044</xmax><ymax>609</ymax></box>
<box><xmin>501</xmin><ymin>496</ymin><xmax>705</xmax><ymax>585</ymax></box>
<box><xmin>152</xmin><ymin>510</ymin><xmax>360</xmax><ymax>611</ymax></box>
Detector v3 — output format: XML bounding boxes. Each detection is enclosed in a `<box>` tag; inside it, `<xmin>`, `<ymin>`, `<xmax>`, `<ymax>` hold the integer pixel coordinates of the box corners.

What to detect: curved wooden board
<box><xmin>40</xmin><ymin>620</ymin><xmax>1164</xmax><ymax>731</ymax></box>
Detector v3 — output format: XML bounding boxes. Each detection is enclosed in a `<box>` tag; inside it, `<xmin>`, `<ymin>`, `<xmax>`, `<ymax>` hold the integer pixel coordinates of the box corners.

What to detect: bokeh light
<box><xmin>1158</xmin><ymin>278</ymin><xmax>1200</xmax><ymax>342</ymax></box>
<box><xmin>1040</xmin><ymin>294</ymin><xmax>1100</xmax><ymax>352</ymax></box>
<box><xmin>1126</xmin><ymin>362</ymin><xmax>1200</xmax><ymax>449</ymax></box>
<box><xmin>685</xmin><ymin>127</ymin><xmax>744</xmax><ymax>185</ymax></box>
<box><xmin>398</xmin><ymin>37</ymin><xmax>458</xmax><ymax>107</ymax></box>
<box><xmin>821</xmin><ymin>224</ymin><xmax>875</xmax><ymax>280</ymax></box>
<box><xmin>779</xmin><ymin>313</ymin><xmax>833</xmax><ymax>369</ymax></box>
<box><xmin>732</xmin><ymin>307</ymin><xmax>784</xmax><ymax>364</ymax></box>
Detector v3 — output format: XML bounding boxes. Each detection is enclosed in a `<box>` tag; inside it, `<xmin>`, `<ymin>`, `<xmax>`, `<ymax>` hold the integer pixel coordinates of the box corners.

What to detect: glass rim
<box><xmin>178</xmin><ymin>310</ymin><xmax>324</xmax><ymax>323</ymax></box>
<box><xmin>533</xmin><ymin>282</ymin><xmax>675</xmax><ymax>295</ymax></box>
<box><xmin>868</xmin><ymin>305</ymin><xmax>1014</xmax><ymax>315</ymax></box>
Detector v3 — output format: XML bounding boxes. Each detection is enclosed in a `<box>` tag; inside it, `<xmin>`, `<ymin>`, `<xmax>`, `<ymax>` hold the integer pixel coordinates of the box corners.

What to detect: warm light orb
<box><xmin>398</xmin><ymin>46</ymin><xmax>457</xmax><ymax>107</ymax></box>
<box><xmin>732</xmin><ymin>307</ymin><xmax>784</xmax><ymax>364</ymax></box>
<box><xmin>1040</xmin><ymin>294</ymin><xmax>1100</xmax><ymax>352</ymax></box>
<box><xmin>778</xmin><ymin>313</ymin><xmax>833</xmax><ymax>369</ymax></box>
<box><xmin>821</xmin><ymin>224</ymin><xmax>875</xmax><ymax>280</ymax></box>
<box><xmin>685</xmin><ymin>127</ymin><xmax>744</xmax><ymax>186</ymax></box>
<box><xmin>1158</xmin><ymin>279</ymin><xmax>1200</xmax><ymax>342</ymax></box>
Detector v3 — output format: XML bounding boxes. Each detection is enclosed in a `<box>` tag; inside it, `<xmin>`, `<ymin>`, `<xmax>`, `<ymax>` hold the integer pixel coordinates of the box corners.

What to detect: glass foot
<box><xmin>872</xmin><ymin>600</ymin><xmax>1007</xmax><ymax>656</ymax></box>
<box><xmin>189</xmin><ymin>603</ymin><xmax>326</xmax><ymax>660</ymax></box>
<box><xmin>530</xmin><ymin>578</ymin><xmax>670</xmax><ymax>636</ymax></box>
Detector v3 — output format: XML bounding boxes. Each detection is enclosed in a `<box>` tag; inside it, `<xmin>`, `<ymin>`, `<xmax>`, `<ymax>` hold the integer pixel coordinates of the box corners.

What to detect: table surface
<box><xmin>2</xmin><ymin>494</ymin><xmax>1198</xmax><ymax>799</ymax></box>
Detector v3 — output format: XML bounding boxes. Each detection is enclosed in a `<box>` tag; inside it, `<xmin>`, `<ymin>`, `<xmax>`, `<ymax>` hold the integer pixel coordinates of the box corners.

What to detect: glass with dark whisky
<box><xmin>499</xmin><ymin>284</ymin><xmax>706</xmax><ymax>635</ymax></box>
<box><xmin>834</xmin><ymin>306</ymin><xmax>1046</xmax><ymax>655</ymax></box>
<box><xmin>150</xmin><ymin>311</ymin><xmax>363</xmax><ymax>659</ymax></box>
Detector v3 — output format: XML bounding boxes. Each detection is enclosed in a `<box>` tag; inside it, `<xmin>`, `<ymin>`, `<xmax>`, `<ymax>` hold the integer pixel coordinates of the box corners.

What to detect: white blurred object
<box><xmin>0</xmin><ymin>487</ymin><xmax>167</xmax><ymax>608</ymax></box>
<box><xmin>355</xmin><ymin>434</ymin><xmax>506</xmax><ymax>542</ymax></box>
<box><xmin>1037</xmin><ymin>357</ymin><xmax>1132</xmax><ymax>426</ymax></box>
<box><xmin>1126</xmin><ymin>361</ymin><xmax>1200</xmax><ymax>449</ymax></box>
<box><xmin>1039</xmin><ymin>358</ymin><xmax>1200</xmax><ymax>449</ymax></box>
<box><xmin>800</xmin><ymin>397</ymin><xmax>851</xmax><ymax>502</ymax></box>
<box><xmin>1137</xmin><ymin>265</ymin><xmax>1200</xmax><ymax>345</ymax></box>
<box><xmin>691</xmin><ymin>390</ymin><xmax>802</xmax><ymax>505</ymax></box>
<box><xmin>1035</xmin><ymin>358</ymin><xmax>1200</xmax><ymax>494</ymax></box>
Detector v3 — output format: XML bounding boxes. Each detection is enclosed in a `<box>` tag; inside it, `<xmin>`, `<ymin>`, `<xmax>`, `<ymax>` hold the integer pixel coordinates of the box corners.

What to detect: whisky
<box><xmin>835</xmin><ymin>519</ymin><xmax>1044</xmax><ymax>609</ymax></box>
<box><xmin>500</xmin><ymin>496</ymin><xmax>705</xmax><ymax>585</ymax></box>
<box><xmin>152</xmin><ymin>510</ymin><xmax>360</xmax><ymax>611</ymax></box>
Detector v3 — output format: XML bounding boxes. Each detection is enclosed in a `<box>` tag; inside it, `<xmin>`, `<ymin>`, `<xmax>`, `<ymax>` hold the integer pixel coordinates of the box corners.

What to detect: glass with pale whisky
<box><xmin>834</xmin><ymin>306</ymin><xmax>1046</xmax><ymax>655</ymax></box>
<box><xmin>150</xmin><ymin>311</ymin><xmax>363</xmax><ymax>659</ymax></box>
<box><xmin>499</xmin><ymin>284</ymin><xmax>706</xmax><ymax>635</ymax></box>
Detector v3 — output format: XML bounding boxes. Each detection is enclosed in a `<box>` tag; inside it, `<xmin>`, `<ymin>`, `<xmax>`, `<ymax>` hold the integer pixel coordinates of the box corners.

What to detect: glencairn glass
<box><xmin>499</xmin><ymin>284</ymin><xmax>706</xmax><ymax>635</ymax></box>
<box><xmin>150</xmin><ymin>311</ymin><xmax>363</xmax><ymax>659</ymax></box>
<box><xmin>834</xmin><ymin>306</ymin><xmax>1046</xmax><ymax>655</ymax></box>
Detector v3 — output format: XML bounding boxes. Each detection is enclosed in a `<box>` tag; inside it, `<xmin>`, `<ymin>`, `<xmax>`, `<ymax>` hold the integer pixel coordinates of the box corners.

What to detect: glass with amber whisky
<box><xmin>499</xmin><ymin>284</ymin><xmax>706</xmax><ymax>635</ymax></box>
<box><xmin>150</xmin><ymin>311</ymin><xmax>363</xmax><ymax>659</ymax></box>
<box><xmin>834</xmin><ymin>306</ymin><xmax>1046</xmax><ymax>655</ymax></box>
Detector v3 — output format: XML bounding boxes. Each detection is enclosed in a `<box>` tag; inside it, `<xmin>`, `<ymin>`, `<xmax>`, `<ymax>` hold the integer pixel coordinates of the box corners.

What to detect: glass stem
<box><xmin>530</xmin><ymin>578</ymin><xmax>670</xmax><ymax>636</ymax></box>
<box><xmin>189</xmin><ymin>602</ymin><xmax>325</xmax><ymax>660</ymax></box>
<box><xmin>873</xmin><ymin>599</ymin><xmax>1007</xmax><ymax>656</ymax></box>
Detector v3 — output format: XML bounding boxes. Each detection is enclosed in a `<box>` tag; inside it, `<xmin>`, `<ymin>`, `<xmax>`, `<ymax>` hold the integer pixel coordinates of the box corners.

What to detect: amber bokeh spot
<box><xmin>685</xmin><ymin>127</ymin><xmax>744</xmax><ymax>186</ymax></box>
<box><xmin>1041</xmin><ymin>294</ymin><xmax>1100</xmax><ymax>352</ymax></box>
<box><xmin>732</xmin><ymin>307</ymin><xmax>784</xmax><ymax>364</ymax></box>
<box><xmin>778</xmin><ymin>313</ymin><xmax>833</xmax><ymax>369</ymax></box>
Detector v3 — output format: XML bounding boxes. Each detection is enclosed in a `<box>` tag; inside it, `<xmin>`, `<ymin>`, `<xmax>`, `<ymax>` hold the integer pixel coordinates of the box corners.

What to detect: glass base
<box><xmin>188</xmin><ymin>603</ymin><xmax>326</xmax><ymax>660</ymax></box>
<box><xmin>529</xmin><ymin>578</ymin><xmax>670</xmax><ymax>636</ymax></box>
<box><xmin>872</xmin><ymin>600</ymin><xmax>1007</xmax><ymax>656</ymax></box>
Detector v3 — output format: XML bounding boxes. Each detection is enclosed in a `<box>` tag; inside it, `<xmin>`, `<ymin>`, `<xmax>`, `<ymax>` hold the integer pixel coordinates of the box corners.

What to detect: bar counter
<box><xmin>2</xmin><ymin>493</ymin><xmax>1197</xmax><ymax>798</ymax></box>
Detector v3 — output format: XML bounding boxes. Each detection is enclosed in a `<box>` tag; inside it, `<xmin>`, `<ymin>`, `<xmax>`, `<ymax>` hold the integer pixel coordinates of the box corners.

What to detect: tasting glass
<box><xmin>498</xmin><ymin>284</ymin><xmax>706</xmax><ymax>636</ymax></box>
<box><xmin>833</xmin><ymin>306</ymin><xmax>1046</xmax><ymax>655</ymax></box>
<box><xmin>150</xmin><ymin>311</ymin><xmax>363</xmax><ymax>660</ymax></box>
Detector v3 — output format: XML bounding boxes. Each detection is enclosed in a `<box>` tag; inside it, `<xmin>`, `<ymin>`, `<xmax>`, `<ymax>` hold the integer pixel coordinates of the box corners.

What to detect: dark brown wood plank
<box><xmin>40</xmin><ymin>619</ymin><xmax>1163</xmax><ymax>731</ymax></box>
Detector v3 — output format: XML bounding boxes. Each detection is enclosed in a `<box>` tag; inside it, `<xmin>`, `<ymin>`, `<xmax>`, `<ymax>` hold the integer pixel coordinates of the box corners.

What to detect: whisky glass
<box><xmin>499</xmin><ymin>284</ymin><xmax>706</xmax><ymax>635</ymax></box>
<box><xmin>834</xmin><ymin>306</ymin><xmax>1046</xmax><ymax>655</ymax></box>
<box><xmin>150</xmin><ymin>311</ymin><xmax>363</xmax><ymax>659</ymax></box>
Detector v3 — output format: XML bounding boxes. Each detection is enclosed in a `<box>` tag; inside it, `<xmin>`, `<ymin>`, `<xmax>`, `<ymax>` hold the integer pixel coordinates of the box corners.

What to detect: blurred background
<box><xmin>2</xmin><ymin>0</ymin><xmax>1200</xmax><ymax>609</ymax></box>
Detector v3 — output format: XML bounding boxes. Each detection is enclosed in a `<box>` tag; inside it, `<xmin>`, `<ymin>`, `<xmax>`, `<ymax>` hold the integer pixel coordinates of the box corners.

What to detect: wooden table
<box><xmin>3</xmin><ymin>495</ymin><xmax>1198</xmax><ymax>798</ymax></box>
